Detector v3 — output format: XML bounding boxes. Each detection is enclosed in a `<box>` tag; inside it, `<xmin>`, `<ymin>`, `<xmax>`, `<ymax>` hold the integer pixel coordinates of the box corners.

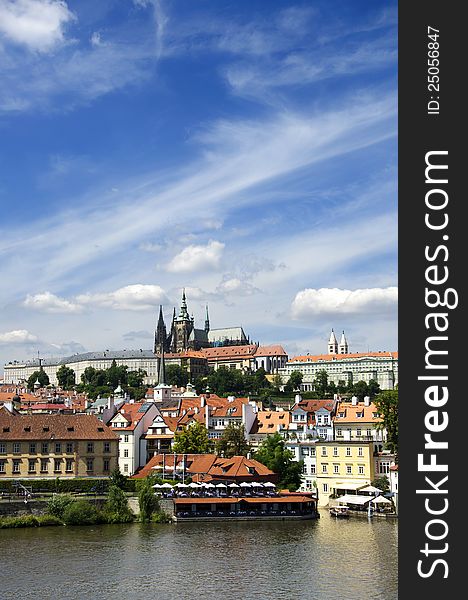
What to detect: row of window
<box><xmin>319</xmin><ymin>446</ymin><xmax>365</xmax><ymax>457</ymax></box>
<box><xmin>320</xmin><ymin>463</ymin><xmax>366</xmax><ymax>475</ymax></box>
<box><xmin>0</xmin><ymin>441</ymin><xmax>112</xmax><ymax>455</ymax></box>
<box><xmin>0</xmin><ymin>457</ymin><xmax>111</xmax><ymax>474</ymax></box>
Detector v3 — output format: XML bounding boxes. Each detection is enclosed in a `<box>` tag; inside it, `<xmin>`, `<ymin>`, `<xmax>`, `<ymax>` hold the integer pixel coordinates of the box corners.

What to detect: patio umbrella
<box><xmin>251</xmin><ymin>482</ymin><xmax>263</xmax><ymax>487</ymax></box>
<box><xmin>359</xmin><ymin>485</ymin><xmax>382</xmax><ymax>494</ymax></box>
<box><xmin>372</xmin><ymin>495</ymin><xmax>392</xmax><ymax>504</ymax></box>
<box><xmin>189</xmin><ymin>482</ymin><xmax>201</xmax><ymax>488</ymax></box>
<box><xmin>160</xmin><ymin>483</ymin><xmax>173</xmax><ymax>489</ymax></box>
<box><xmin>175</xmin><ymin>483</ymin><xmax>188</xmax><ymax>488</ymax></box>
<box><xmin>228</xmin><ymin>483</ymin><xmax>240</xmax><ymax>488</ymax></box>
<box><xmin>215</xmin><ymin>483</ymin><xmax>227</xmax><ymax>488</ymax></box>
<box><xmin>152</xmin><ymin>483</ymin><xmax>162</xmax><ymax>488</ymax></box>
<box><xmin>239</xmin><ymin>482</ymin><xmax>252</xmax><ymax>487</ymax></box>
<box><xmin>205</xmin><ymin>483</ymin><xmax>216</xmax><ymax>488</ymax></box>
<box><xmin>263</xmin><ymin>482</ymin><xmax>275</xmax><ymax>488</ymax></box>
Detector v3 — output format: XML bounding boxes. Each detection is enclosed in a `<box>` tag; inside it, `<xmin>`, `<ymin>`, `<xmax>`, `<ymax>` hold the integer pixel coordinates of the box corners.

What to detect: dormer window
<box><xmin>24</xmin><ymin>426</ymin><xmax>31</xmax><ymax>432</ymax></box>
<box><xmin>356</xmin><ymin>412</ymin><xmax>364</xmax><ymax>418</ymax></box>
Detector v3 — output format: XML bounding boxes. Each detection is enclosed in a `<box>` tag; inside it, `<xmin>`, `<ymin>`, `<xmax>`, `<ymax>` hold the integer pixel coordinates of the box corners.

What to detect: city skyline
<box><xmin>0</xmin><ymin>0</ymin><xmax>398</xmax><ymax>367</ymax></box>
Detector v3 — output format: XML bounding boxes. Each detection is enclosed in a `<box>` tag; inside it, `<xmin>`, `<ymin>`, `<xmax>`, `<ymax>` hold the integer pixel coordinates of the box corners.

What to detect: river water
<box><xmin>0</xmin><ymin>516</ymin><xmax>397</xmax><ymax>600</ymax></box>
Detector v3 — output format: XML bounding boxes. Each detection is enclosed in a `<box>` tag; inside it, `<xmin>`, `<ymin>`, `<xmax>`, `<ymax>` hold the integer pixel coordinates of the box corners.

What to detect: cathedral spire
<box><xmin>158</xmin><ymin>346</ymin><xmax>166</xmax><ymax>385</ymax></box>
<box><xmin>339</xmin><ymin>330</ymin><xmax>349</xmax><ymax>354</ymax></box>
<box><xmin>204</xmin><ymin>305</ymin><xmax>210</xmax><ymax>333</ymax></box>
<box><xmin>178</xmin><ymin>288</ymin><xmax>190</xmax><ymax>320</ymax></box>
<box><xmin>154</xmin><ymin>305</ymin><xmax>167</xmax><ymax>354</ymax></box>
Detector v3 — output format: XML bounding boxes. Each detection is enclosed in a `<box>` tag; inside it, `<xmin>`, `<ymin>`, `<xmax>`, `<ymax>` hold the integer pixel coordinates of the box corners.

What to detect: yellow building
<box><xmin>0</xmin><ymin>407</ymin><xmax>118</xmax><ymax>479</ymax></box>
<box><xmin>315</xmin><ymin>440</ymin><xmax>375</xmax><ymax>507</ymax></box>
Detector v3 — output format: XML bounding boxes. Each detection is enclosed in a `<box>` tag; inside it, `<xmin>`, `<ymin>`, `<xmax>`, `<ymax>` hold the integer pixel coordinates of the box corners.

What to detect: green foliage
<box><xmin>173</xmin><ymin>422</ymin><xmax>211</xmax><ymax>454</ymax></box>
<box><xmin>0</xmin><ymin>478</ymin><xmax>118</xmax><ymax>494</ymax></box>
<box><xmin>166</xmin><ymin>365</ymin><xmax>190</xmax><ymax>387</ymax></box>
<box><xmin>313</xmin><ymin>370</ymin><xmax>329</xmax><ymax>396</ymax></box>
<box><xmin>371</xmin><ymin>476</ymin><xmax>390</xmax><ymax>493</ymax></box>
<box><xmin>77</xmin><ymin>361</ymin><xmax>147</xmax><ymax>400</ymax></box>
<box><xmin>0</xmin><ymin>515</ymin><xmax>63</xmax><ymax>528</ymax></box>
<box><xmin>47</xmin><ymin>494</ymin><xmax>74</xmax><ymax>519</ymax></box>
<box><xmin>284</xmin><ymin>370</ymin><xmax>303</xmax><ymax>392</ymax></box>
<box><xmin>151</xmin><ymin>511</ymin><xmax>172</xmax><ymax>523</ymax></box>
<box><xmin>373</xmin><ymin>390</ymin><xmax>398</xmax><ymax>457</ymax></box>
<box><xmin>27</xmin><ymin>369</ymin><xmax>50</xmax><ymax>390</ymax></box>
<box><xmin>110</xmin><ymin>466</ymin><xmax>127</xmax><ymax>489</ymax></box>
<box><xmin>215</xmin><ymin>423</ymin><xmax>250</xmax><ymax>458</ymax></box>
<box><xmin>138</xmin><ymin>478</ymin><xmax>159</xmax><ymax>523</ymax></box>
<box><xmin>254</xmin><ymin>433</ymin><xmax>303</xmax><ymax>491</ymax></box>
<box><xmin>103</xmin><ymin>485</ymin><xmax>134</xmax><ymax>523</ymax></box>
<box><xmin>205</xmin><ymin>366</ymin><xmax>272</xmax><ymax>397</ymax></box>
<box><xmin>62</xmin><ymin>499</ymin><xmax>101</xmax><ymax>526</ymax></box>
<box><xmin>56</xmin><ymin>365</ymin><xmax>76</xmax><ymax>389</ymax></box>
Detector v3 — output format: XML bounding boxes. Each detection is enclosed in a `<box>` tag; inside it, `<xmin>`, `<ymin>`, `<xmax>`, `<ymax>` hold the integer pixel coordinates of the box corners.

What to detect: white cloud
<box><xmin>23</xmin><ymin>291</ymin><xmax>83</xmax><ymax>313</ymax></box>
<box><xmin>216</xmin><ymin>278</ymin><xmax>259</xmax><ymax>296</ymax></box>
<box><xmin>167</xmin><ymin>240</ymin><xmax>225</xmax><ymax>273</ymax></box>
<box><xmin>0</xmin><ymin>329</ymin><xmax>38</xmax><ymax>344</ymax></box>
<box><xmin>76</xmin><ymin>284</ymin><xmax>167</xmax><ymax>311</ymax></box>
<box><xmin>291</xmin><ymin>287</ymin><xmax>398</xmax><ymax>319</ymax></box>
<box><xmin>0</xmin><ymin>0</ymin><xmax>75</xmax><ymax>53</ymax></box>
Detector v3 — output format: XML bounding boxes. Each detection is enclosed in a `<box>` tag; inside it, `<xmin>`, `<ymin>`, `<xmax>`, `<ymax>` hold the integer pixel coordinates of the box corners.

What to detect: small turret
<box><xmin>328</xmin><ymin>329</ymin><xmax>338</xmax><ymax>354</ymax></box>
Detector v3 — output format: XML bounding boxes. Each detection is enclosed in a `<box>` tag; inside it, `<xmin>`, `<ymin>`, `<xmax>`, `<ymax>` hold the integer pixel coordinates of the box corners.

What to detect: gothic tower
<box><xmin>170</xmin><ymin>289</ymin><xmax>194</xmax><ymax>352</ymax></box>
<box><xmin>339</xmin><ymin>330</ymin><xmax>349</xmax><ymax>354</ymax></box>
<box><xmin>154</xmin><ymin>305</ymin><xmax>168</xmax><ymax>354</ymax></box>
<box><xmin>204</xmin><ymin>305</ymin><xmax>210</xmax><ymax>334</ymax></box>
<box><xmin>328</xmin><ymin>329</ymin><xmax>338</xmax><ymax>354</ymax></box>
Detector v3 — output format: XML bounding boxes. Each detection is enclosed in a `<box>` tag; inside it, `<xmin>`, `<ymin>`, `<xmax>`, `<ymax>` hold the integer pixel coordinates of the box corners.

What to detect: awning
<box><xmin>359</xmin><ymin>485</ymin><xmax>382</xmax><ymax>494</ymax></box>
<box><xmin>335</xmin><ymin>482</ymin><xmax>367</xmax><ymax>490</ymax></box>
<box><xmin>372</xmin><ymin>495</ymin><xmax>392</xmax><ymax>504</ymax></box>
<box><xmin>337</xmin><ymin>494</ymin><xmax>372</xmax><ymax>506</ymax></box>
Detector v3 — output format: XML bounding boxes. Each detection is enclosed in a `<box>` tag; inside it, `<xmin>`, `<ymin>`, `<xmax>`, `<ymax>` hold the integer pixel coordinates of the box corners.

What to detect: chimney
<box><xmin>294</xmin><ymin>393</ymin><xmax>302</xmax><ymax>404</ymax></box>
<box><xmin>200</xmin><ymin>395</ymin><xmax>206</xmax><ymax>407</ymax></box>
<box><xmin>351</xmin><ymin>396</ymin><xmax>358</xmax><ymax>406</ymax></box>
<box><xmin>227</xmin><ymin>396</ymin><xmax>235</xmax><ymax>403</ymax></box>
<box><xmin>364</xmin><ymin>396</ymin><xmax>371</xmax><ymax>407</ymax></box>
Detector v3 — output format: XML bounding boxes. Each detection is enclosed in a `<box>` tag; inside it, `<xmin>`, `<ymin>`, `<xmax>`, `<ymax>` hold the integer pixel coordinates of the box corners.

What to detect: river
<box><xmin>0</xmin><ymin>515</ymin><xmax>397</xmax><ymax>600</ymax></box>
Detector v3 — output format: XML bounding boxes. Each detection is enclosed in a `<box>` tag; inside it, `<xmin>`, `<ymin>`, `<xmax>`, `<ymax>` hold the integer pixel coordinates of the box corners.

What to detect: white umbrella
<box><xmin>160</xmin><ymin>482</ymin><xmax>173</xmax><ymax>489</ymax></box>
<box><xmin>216</xmin><ymin>483</ymin><xmax>227</xmax><ymax>488</ymax></box>
<box><xmin>239</xmin><ymin>482</ymin><xmax>251</xmax><ymax>487</ymax></box>
<box><xmin>200</xmin><ymin>482</ymin><xmax>209</xmax><ymax>487</ymax></box>
<box><xmin>263</xmin><ymin>482</ymin><xmax>275</xmax><ymax>488</ymax></box>
<box><xmin>205</xmin><ymin>483</ymin><xmax>216</xmax><ymax>488</ymax></box>
<box><xmin>175</xmin><ymin>483</ymin><xmax>188</xmax><ymax>488</ymax></box>
<box><xmin>372</xmin><ymin>495</ymin><xmax>392</xmax><ymax>504</ymax></box>
<box><xmin>228</xmin><ymin>483</ymin><xmax>240</xmax><ymax>488</ymax></box>
<box><xmin>152</xmin><ymin>483</ymin><xmax>162</xmax><ymax>488</ymax></box>
<box><xmin>359</xmin><ymin>485</ymin><xmax>382</xmax><ymax>494</ymax></box>
<box><xmin>251</xmin><ymin>482</ymin><xmax>263</xmax><ymax>487</ymax></box>
<box><xmin>189</xmin><ymin>482</ymin><xmax>201</xmax><ymax>488</ymax></box>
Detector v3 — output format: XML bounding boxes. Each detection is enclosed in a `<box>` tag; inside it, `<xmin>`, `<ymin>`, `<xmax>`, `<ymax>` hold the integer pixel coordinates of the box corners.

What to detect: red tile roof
<box><xmin>289</xmin><ymin>351</ymin><xmax>398</xmax><ymax>362</ymax></box>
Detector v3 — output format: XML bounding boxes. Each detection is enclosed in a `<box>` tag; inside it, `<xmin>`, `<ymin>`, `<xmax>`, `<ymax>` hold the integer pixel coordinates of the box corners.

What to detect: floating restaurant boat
<box><xmin>172</xmin><ymin>493</ymin><xmax>318</xmax><ymax>521</ymax></box>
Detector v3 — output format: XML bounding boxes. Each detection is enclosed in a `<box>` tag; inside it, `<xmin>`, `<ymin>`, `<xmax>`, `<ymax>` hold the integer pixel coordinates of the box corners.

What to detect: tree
<box><xmin>127</xmin><ymin>369</ymin><xmax>146</xmax><ymax>388</ymax></box>
<box><xmin>56</xmin><ymin>365</ymin><xmax>76</xmax><ymax>389</ymax></box>
<box><xmin>272</xmin><ymin>374</ymin><xmax>283</xmax><ymax>390</ymax></box>
<box><xmin>138</xmin><ymin>478</ymin><xmax>159</xmax><ymax>523</ymax></box>
<box><xmin>285</xmin><ymin>370</ymin><xmax>303</xmax><ymax>392</ymax></box>
<box><xmin>104</xmin><ymin>485</ymin><xmax>134</xmax><ymax>523</ymax></box>
<box><xmin>350</xmin><ymin>380</ymin><xmax>369</xmax><ymax>400</ymax></box>
<box><xmin>216</xmin><ymin>423</ymin><xmax>250</xmax><ymax>458</ymax></box>
<box><xmin>173</xmin><ymin>422</ymin><xmax>211</xmax><ymax>454</ymax></box>
<box><xmin>27</xmin><ymin>369</ymin><xmax>50</xmax><ymax>390</ymax></box>
<box><xmin>110</xmin><ymin>466</ymin><xmax>127</xmax><ymax>490</ymax></box>
<box><xmin>371</xmin><ymin>475</ymin><xmax>390</xmax><ymax>493</ymax></box>
<box><xmin>207</xmin><ymin>367</ymin><xmax>244</xmax><ymax>396</ymax></box>
<box><xmin>107</xmin><ymin>359</ymin><xmax>128</xmax><ymax>388</ymax></box>
<box><xmin>166</xmin><ymin>365</ymin><xmax>189</xmax><ymax>388</ymax></box>
<box><xmin>313</xmin><ymin>370</ymin><xmax>328</xmax><ymax>396</ymax></box>
<box><xmin>254</xmin><ymin>433</ymin><xmax>303</xmax><ymax>491</ymax></box>
<box><xmin>373</xmin><ymin>390</ymin><xmax>398</xmax><ymax>457</ymax></box>
<box><xmin>367</xmin><ymin>379</ymin><xmax>381</xmax><ymax>398</ymax></box>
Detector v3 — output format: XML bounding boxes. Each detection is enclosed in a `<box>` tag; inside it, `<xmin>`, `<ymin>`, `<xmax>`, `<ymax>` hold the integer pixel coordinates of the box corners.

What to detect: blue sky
<box><xmin>0</xmin><ymin>0</ymin><xmax>397</xmax><ymax>366</ymax></box>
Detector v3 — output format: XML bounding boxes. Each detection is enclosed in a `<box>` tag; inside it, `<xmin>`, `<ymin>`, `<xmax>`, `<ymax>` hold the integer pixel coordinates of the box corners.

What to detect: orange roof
<box><xmin>200</xmin><ymin>345</ymin><xmax>257</xmax><ymax>360</ymax></box>
<box><xmin>289</xmin><ymin>351</ymin><xmax>398</xmax><ymax>362</ymax></box>
<box><xmin>254</xmin><ymin>345</ymin><xmax>288</xmax><ymax>357</ymax></box>
<box><xmin>110</xmin><ymin>402</ymin><xmax>153</xmax><ymax>431</ymax></box>
<box><xmin>333</xmin><ymin>402</ymin><xmax>383</xmax><ymax>424</ymax></box>
<box><xmin>254</xmin><ymin>411</ymin><xmax>290</xmax><ymax>433</ymax></box>
<box><xmin>0</xmin><ymin>408</ymin><xmax>118</xmax><ymax>441</ymax></box>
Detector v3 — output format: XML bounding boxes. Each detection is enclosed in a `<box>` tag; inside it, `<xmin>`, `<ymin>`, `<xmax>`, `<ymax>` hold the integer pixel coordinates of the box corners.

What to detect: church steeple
<box><xmin>204</xmin><ymin>305</ymin><xmax>210</xmax><ymax>333</ymax></box>
<box><xmin>178</xmin><ymin>288</ymin><xmax>190</xmax><ymax>321</ymax></box>
<box><xmin>328</xmin><ymin>329</ymin><xmax>338</xmax><ymax>354</ymax></box>
<box><xmin>339</xmin><ymin>330</ymin><xmax>349</xmax><ymax>354</ymax></box>
<box><xmin>158</xmin><ymin>346</ymin><xmax>166</xmax><ymax>385</ymax></box>
<box><xmin>154</xmin><ymin>305</ymin><xmax>168</xmax><ymax>354</ymax></box>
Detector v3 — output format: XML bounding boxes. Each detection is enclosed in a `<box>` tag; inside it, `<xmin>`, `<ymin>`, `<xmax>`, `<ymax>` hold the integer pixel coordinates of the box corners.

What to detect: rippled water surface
<box><xmin>0</xmin><ymin>516</ymin><xmax>397</xmax><ymax>599</ymax></box>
